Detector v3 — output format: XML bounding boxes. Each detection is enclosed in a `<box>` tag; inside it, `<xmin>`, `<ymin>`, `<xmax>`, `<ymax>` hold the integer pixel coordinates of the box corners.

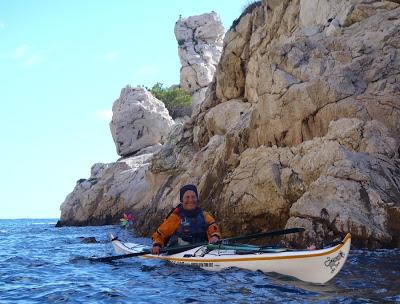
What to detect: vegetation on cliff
<box><xmin>147</xmin><ymin>83</ymin><xmax>192</xmax><ymax>118</ymax></box>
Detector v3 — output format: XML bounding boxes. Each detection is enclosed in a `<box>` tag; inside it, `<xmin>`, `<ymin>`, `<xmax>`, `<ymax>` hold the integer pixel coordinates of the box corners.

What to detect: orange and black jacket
<box><xmin>152</xmin><ymin>206</ymin><xmax>221</xmax><ymax>247</ymax></box>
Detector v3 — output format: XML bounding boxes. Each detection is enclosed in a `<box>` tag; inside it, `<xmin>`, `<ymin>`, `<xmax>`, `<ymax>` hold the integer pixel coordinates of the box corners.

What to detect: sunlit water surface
<box><xmin>0</xmin><ymin>219</ymin><xmax>399</xmax><ymax>303</ymax></box>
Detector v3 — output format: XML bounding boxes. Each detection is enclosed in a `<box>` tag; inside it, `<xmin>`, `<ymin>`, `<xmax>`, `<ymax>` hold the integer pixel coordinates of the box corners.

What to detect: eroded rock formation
<box><xmin>110</xmin><ymin>86</ymin><xmax>174</xmax><ymax>157</ymax></box>
<box><xmin>57</xmin><ymin>87</ymin><xmax>174</xmax><ymax>226</ymax></box>
<box><xmin>175</xmin><ymin>12</ymin><xmax>224</xmax><ymax>113</ymax></box>
<box><xmin>57</xmin><ymin>144</ymin><xmax>164</xmax><ymax>226</ymax></box>
<box><xmin>138</xmin><ymin>0</ymin><xmax>400</xmax><ymax>248</ymax></box>
<box><xmin>58</xmin><ymin>1</ymin><xmax>400</xmax><ymax>248</ymax></box>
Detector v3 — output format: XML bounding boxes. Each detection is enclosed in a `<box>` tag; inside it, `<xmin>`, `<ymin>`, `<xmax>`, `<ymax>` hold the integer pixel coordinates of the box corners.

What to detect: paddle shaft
<box><xmin>89</xmin><ymin>250</ymin><xmax>151</xmax><ymax>262</ymax></box>
<box><xmin>89</xmin><ymin>242</ymin><xmax>210</xmax><ymax>262</ymax></box>
<box><xmin>89</xmin><ymin>227</ymin><xmax>304</xmax><ymax>262</ymax></box>
<box><xmin>219</xmin><ymin>227</ymin><xmax>305</xmax><ymax>244</ymax></box>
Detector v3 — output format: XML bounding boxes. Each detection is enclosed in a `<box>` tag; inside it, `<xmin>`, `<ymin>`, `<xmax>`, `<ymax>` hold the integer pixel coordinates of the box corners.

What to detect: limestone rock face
<box><xmin>203</xmin><ymin>118</ymin><xmax>399</xmax><ymax>248</ymax></box>
<box><xmin>283</xmin><ymin>119</ymin><xmax>400</xmax><ymax>247</ymax></box>
<box><xmin>57</xmin><ymin>145</ymin><xmax>162</xmax><ymax>226</ymax></box>
<box><xmin>205</xmin><ymin>99</ymin><xmax>252</xmax><ymax>136</ymax></box>
<box><xmin>299</xmin><ymin>0</ymin><xmax>399</xmax><ymax>27</ymax></box>
<box><xmin>57</xmin><ymin>13</ymin><xmax>222</xmax><ymax>229</ymax></box>
<box><xmin>175</xmin><ymin>12</ymin><xmax>224</xmax><ymax>112</ymax></box>
<box><xmin>136</xmin><ymin>0</ymin><xmax>400</xmax><ymax>248</ymax></box>
<box><xmin>58</xmin><ymin>1</ymin><xmax>400</xmax><ymax>249</ymax></box>
<box><xmin>110</xmin><ymin>86</ymin><xmax>175</xmax><ymax>157</ymax></box>
<box><xmin>210</xmin><ymin>0</ymin><xmax>400</xmax><ymax>150</ymax></box>
<box><xmin>57</xmin><ymin>85</ymin><xmax>174</xmax><ymax>226</ymax></box>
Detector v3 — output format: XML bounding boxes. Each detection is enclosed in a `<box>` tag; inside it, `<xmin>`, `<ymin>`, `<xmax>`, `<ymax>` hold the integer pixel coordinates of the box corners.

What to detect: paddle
<box><xmin>219</xmin><ymin>227</ymin><xmax>304</xmax><ymax>244</ymax></box>
<box><xmin>89</xmin><ymin>227</ymin><xmax>304</xmax><ymax>262</ymax></box>
<box><xmin>89</xmin><ymin>250</ymin><xmax>151</xmax><ymax>262</ymax></box>
<box><xmin>88</xmin><ymin>242</ymin><xmax>207</xmax><ymax>262</ymax></box>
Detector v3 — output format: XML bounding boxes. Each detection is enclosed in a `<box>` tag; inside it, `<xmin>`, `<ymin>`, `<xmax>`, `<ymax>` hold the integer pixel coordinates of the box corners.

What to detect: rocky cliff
<box><xmin>57</xmin><ymin>87</ymin><xmax>174</xmax><ymax>226</ymax></box>
<box><xmin>58</xmin><ymin>1</ymin><xmax>400</xmax><ymax>248</ymax></box>
<box><xmin>175</xmin><ymin>12</ymin><xmax>224</xmax><ymax>113</ymax></box>
<box><xmin>57</xmin><ymin>13</ymin><xmax>223</xmax><ymax>229</ymax></box>
<box><xmin>141</xmin><ymin>0</ymin><xmax>400</xmax><ymax>248</ymax></box>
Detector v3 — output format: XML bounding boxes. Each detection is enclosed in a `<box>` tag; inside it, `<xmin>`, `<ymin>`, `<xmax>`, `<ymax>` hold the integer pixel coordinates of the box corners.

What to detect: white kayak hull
<box><xmin>110</xmin><ymin>233</ymin><xmax>351</xmax><ymax>284</ymax></box>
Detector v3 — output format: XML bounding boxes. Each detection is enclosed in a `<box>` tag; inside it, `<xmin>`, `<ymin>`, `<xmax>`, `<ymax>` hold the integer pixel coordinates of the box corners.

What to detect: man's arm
<box><xmin>151</xmin><ymin>213</ymin><xmax>180</xmax><ymax>248</ymax></box>
<box><xmin>204</xmin><ymin>212</ymin><xmax>221</xmax><ymax>242</ymax></box>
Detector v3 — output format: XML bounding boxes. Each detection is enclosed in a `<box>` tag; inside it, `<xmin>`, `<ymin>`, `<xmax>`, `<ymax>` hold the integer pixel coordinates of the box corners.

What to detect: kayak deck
<box><xmin>109</xmin><ymin>233</ymin><xmax>351</xmax><ymax>284</ymax></box>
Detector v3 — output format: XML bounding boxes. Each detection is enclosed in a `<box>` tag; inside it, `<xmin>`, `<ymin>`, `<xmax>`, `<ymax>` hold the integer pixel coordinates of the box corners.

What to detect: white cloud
<box><xmin>105</xmin><ymin>51</ymin><xmax>119</xmax><ymax>61</ymax></box>
<box><xmin>0</xmin><ymin>22</ymin><xmax>5</xmax><ymax>30</ymax></box>
<box><xmin>94</xmin><ymin>109</ymin><xmax>113</xmax><ymax>121</ymax></box>
<box><xmin>11</xmin><ymin>44</ymin><xmax>45</xmax><ymax>67</ymax></box>
<box><xmin>24</xmin><ymin>53</ymin><xmax>44</xmax><ymax>67</ymax></box>
<box><xmin>134</xmin><ymin>65</ymin><xmax>158</xmax><ymax>77</ymax></box>
<box><xmin>14</xmin><ymin>44</ymin><xmax>29</xmax><ymax>58</ymax></box>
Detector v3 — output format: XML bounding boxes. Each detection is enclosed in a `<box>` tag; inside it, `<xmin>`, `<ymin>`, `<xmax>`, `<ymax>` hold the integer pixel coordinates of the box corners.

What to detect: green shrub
<box><xmin>147</xmin><ymin>83</ymin><xmax>192</xmax><ymax>113</ymax></box>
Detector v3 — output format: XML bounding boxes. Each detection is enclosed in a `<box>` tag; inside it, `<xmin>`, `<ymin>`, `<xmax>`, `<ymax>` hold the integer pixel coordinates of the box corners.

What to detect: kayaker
<box><xmin>151</xmin><ymin>184</ymin><xmax>221</xmax><ymax>254</ymax></box>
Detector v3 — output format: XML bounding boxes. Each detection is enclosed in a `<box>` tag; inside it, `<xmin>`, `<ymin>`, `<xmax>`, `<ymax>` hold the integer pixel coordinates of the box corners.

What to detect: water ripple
<box><xmin>0</xmin><ymin>219</ymin><xmax>399</xmax><ymax>303</ymax></box>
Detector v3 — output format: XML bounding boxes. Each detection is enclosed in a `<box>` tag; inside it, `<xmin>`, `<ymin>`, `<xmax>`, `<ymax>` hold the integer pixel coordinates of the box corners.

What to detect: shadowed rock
<box><xmin>80</xmin><ymin>237</ymin><xmax>98</xmax><ymax>244</ymax></box>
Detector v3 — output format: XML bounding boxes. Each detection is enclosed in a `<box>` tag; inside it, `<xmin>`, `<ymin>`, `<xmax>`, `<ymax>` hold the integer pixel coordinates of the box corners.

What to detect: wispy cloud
<box><xmin>14</xmin><ymin>44</ymin><xmax>29</xmax><ymax>58</ymax></box>
<box><xmin>134</xmin><ymin>65</ymin><xmax>158</xmax><ymax>77</ymax></box>
<box><xmin>94</xmin><ymin>109</ymin><xmax>113</xmax><ymax>121</ymax></box>
<box><xmin>24</xmin><ymin>53</ymin><xmax>44</xmax><ymax>67</ymax></box>
<box><xmin>12</xmin><ymin>44</ymin><xmax>45</xmax><ymax>67</ymax></box>
<box><xmin>105</xmin><ymin>51</ymin><xmax>119</xmax><ymax>61</ymax></box>
<box><xmin>0</xmin><ymin>21</ymin><xmax>5</xmax><ymax>30</ymax></box>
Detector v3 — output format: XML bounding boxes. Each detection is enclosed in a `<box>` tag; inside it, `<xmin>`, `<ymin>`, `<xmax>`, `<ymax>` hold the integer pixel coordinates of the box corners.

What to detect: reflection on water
<box><xmin>0</xmin><ymin>219</ymin><xmax>399</xmax><ymax>303</ymax></box>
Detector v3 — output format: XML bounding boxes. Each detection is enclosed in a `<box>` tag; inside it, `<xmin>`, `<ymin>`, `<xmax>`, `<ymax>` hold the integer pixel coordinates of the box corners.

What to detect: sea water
<box><xmin>0</xmin><ymin>219</ymin><xmax>399</xmax><ymax>304</ymax></box>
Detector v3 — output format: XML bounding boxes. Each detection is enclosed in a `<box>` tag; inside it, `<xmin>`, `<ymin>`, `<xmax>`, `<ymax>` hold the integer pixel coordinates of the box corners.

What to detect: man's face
<box><xmin>182</xmin><ymin>190</ymin><xmax>197</xmax><ymax>210</ymax></box>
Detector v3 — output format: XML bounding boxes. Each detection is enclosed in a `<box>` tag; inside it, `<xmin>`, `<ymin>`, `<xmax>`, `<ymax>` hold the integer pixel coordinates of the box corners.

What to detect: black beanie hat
<box><xmin>179</xmin><ymin>184</ymin><xmax>198</xmax><ymax>202</ymax></box>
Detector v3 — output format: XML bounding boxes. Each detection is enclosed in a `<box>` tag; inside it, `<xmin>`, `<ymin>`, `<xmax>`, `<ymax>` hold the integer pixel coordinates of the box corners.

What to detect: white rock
<box><xmin>191</xmin><ymin>87</ymin><xmax>208</xmax><ymax>116</ymax></box>
<box><xmin>90</xmin><ymin>163</ymin><xmax>110</xmax><ymax>178</ymax></box>
<box><xmin>205</xmin><ymin>99</ymin><xmax>252</xmax><ymax>135</ymax></box>
<box><xmin>110</xmin><ymin>86</ymin><xmax>175</xmax><ymax>156</ymax></box>
<box><xmin>59</xmin><ymin>147</ymin><xmax>160</xmax><ymax>225</ymax></box>
<box><xmin>299</xmin><ymin>0</ymin><xmax>398</xmax><ymax>28</ymax></box>
<box><xmin>175</xmin><ymin>12</ymin><xmax>224</xmax><ymax>108</ymax></box>
<box><xmin>288</xmin><ymin>175</ymin><xmax>391</xmax><ymax>245</ymax></box>
<box><xmin>301</xmin><ymin>25</ymin><xmax>323</xmax><ymax>37</ymax></box>
<box><xmin>299</xmin><ymin>0</ymin><xmax>354</xmax><ymax>27</ymax></box>
<box><xmin>326</xmin><ymin>18</ymin><xmax>341</xmax><ymax>37</ymax></box>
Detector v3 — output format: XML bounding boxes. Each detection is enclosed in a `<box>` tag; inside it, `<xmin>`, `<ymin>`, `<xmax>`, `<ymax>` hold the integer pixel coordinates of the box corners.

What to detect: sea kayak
<box><xmin>109</xmin><ymin>233</ymin><xmax>351</xmax><ymax>284</ymax></box>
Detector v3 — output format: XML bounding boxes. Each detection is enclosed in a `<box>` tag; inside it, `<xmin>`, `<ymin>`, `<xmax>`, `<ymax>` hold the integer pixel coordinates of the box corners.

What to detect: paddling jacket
<box><xmin>152</xmin><ymin>206</ymin><xmax>221</xmax><ymax>247</ymax></box>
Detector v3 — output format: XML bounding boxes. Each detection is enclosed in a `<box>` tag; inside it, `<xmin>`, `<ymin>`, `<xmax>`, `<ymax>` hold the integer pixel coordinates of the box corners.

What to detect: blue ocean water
<box><xmin>0</xmin><ymin>219</ymin><xmax>399</xmax><ymax>304</ymax></box>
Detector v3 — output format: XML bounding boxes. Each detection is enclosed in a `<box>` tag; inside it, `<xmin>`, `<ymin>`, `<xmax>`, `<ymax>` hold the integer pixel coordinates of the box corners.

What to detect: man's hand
<box><xmin>209</xmin><ymin>236</ymin><xmax>219</xmax><ymax>244</ymax></box>
<box><xmin>151</xmin><ymin>244</ymin><xmax>161</xmax><ymax>255</ymax></box>
<box><xmin>307</xmin><ymin>244</ymin><xmax>316</xmax><ymax>251</ymax></box>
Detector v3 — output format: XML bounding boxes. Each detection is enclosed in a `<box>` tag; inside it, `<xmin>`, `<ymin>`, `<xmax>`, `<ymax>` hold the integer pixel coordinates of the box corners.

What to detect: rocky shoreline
<box><xmin>57</xmin><ymin>1</ymin><xmax>400</xmax><ymax>249</ymax></box>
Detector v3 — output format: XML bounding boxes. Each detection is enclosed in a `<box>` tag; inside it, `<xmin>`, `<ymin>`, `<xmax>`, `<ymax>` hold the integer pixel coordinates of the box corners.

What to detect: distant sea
<box><xmin>0</xmin><ymin>219</ymin><xmax>399</xmax><ymax>303</ymax></box>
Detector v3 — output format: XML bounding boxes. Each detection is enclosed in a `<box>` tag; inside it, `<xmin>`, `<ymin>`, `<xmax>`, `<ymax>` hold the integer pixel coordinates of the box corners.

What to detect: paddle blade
<box><xmin>88</xmin><ymin>250</ymin><xmax>151</xmax><ymax>262</ymax></box>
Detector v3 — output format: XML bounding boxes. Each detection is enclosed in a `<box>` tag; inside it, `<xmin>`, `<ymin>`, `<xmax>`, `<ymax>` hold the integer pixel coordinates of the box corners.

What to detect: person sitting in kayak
<box><xmin>151</xmin><ymin>184</ymin><xmax>221</xmax><ymax>254</ymax></box>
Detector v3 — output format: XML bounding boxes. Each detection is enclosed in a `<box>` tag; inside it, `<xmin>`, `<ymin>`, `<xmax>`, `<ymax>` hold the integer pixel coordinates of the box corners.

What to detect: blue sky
<box><xmin>0</xmin><ymin>1</ymin><xmax>249</xmax><ymax>219</ymax></box>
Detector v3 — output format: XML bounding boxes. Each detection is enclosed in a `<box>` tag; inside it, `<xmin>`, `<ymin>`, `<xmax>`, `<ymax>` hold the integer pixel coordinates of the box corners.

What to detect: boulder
<box><xmin>80</xmin><ymin>237</ymin><xmax>97</xmax><ymax>244</ymax></box>
<box><xmin>57</xmin><ymin>83</ymin><xmax>175</xmax><ymax>227</ymax></box>
<box><xmin>110</xmin><ymin>86</ymin><xmax>174</xmax><ymax>157</ymax></box>
<box><xmin>57</xmin><ymin>145</ymin><xmax>161</xmax><ymax>226</ymax></box>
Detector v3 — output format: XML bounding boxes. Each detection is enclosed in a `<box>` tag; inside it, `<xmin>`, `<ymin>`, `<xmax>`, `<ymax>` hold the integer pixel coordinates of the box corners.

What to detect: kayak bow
<box><xmin>109</xmin><ymin>233</ymin><xmax>351</xmax><ymax>284</ymax></box>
